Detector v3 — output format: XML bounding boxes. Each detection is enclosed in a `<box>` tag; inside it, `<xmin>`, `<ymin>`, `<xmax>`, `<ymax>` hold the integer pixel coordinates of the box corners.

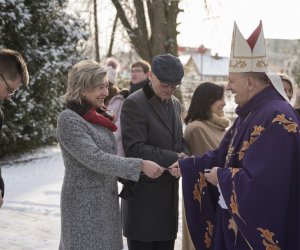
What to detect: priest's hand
<box><xmin>204</xmin><ymin>167</ymin><xmax>219</xmax><ymax>186</ymax></box>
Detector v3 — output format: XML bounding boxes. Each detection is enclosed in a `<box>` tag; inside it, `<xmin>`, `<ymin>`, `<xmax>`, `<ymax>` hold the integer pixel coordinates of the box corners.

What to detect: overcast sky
<box><xmin>178</xmin><ymin>0</ymin><xmax>300</xmax><ymax>56</ymax></box>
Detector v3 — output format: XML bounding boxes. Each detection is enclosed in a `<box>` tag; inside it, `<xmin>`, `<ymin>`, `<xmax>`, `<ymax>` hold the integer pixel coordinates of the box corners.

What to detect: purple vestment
<box><xmin>180</xmin><ymin>86</ymin><xmax>300</xmax><ymax>249</ymax></box>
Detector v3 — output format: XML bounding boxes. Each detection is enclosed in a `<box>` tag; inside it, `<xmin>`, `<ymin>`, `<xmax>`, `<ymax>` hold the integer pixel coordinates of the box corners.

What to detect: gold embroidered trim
<box><xmin>257</xmin><ymin>228</ymin><xmax>281</xmax><ymax>250</ymax></box>
<box><xmin>272</xmin><ymin>114</ymin><xmax>299</xmax><ymax>133</ymax></box>
<box><xmin>204</xmin><ymin>220</ymin><xmax>214</xmax><ymax>248</ymax></box>
<box><xmin>238</xmin><ymin>125</ymin><xmax>265</xmax><ymax>160</ymax></box>
<box><xmin>228</xmin><ymin>217</ymin><xmax>238</xmax><ymax>244</ymax></box>
<box><xmin>230</xmin><ymin>188</ymin><xmax>245</xmax><ymax>224</ymax></box>
<box><xmin>193</xmin><ymin>172</ymin><xmax>207</xmax><ymax>210</ymax></box>
<box><xmin>229</xmin><ymin>167</ymin><xmax>240</xmax><ymax>178</ymax></box>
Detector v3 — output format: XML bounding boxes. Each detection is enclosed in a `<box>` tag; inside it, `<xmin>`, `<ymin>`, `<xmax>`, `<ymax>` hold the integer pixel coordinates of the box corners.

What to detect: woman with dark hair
<box><xmin>181</xmin><ymin>82</ymin><xmax>230</xmax><ymax>250</ymax></box>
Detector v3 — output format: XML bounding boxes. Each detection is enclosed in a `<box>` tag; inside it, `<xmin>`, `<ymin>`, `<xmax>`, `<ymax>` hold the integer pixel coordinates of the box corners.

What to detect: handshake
<box><xmin>141</xmin><ymin>152</ymin><xmax>188</xmax><ymax>179</ymax></box>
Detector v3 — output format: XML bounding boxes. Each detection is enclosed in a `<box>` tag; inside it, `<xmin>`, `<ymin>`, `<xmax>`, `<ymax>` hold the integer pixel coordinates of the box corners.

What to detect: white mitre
<box><xmin>229</xmin><ymin>21</ymin><xmax>290</xmax><ymax>102</ymax></box>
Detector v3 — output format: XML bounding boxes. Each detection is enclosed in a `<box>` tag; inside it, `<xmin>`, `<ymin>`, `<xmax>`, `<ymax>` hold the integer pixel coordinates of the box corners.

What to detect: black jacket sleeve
<box><xmin>0</xmin><ymin>168</ymin><xmax>4</xmax><ymax>197</ymax></box>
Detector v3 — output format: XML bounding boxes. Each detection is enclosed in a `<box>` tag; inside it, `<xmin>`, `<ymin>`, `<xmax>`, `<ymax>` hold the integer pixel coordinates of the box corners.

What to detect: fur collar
<box><xmin>205</xmin><ymin>113</ymin><xmax>231</xmax><ymax>130</ymax></box>
<box><xmin>143</xmin><ymin>81</ymin><xmax>155</xmax><ymax>99</ymax></box>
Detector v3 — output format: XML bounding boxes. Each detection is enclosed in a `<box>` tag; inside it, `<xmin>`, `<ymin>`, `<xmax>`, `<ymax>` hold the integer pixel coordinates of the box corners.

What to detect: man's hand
<box><xmin>141</xmin><ymin>160</ymin><xmax>164</xmax><ymax>178</ymax></box>
<box><xmin>204</xmin><ymin>167</ymin><xmax>219</xmax><ymax>186</ymax></box>
<box><xmin>168</xmin><ymin>161</ymin><xmax>182</xmax><ymax>178</ymax></box>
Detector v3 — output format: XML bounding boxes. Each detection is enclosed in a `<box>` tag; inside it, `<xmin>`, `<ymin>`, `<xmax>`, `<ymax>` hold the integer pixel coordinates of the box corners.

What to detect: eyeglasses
<box><xmin>160</xmin><ymin>81</ymin><xmax>181</xmax><ymax>89</ymax></box>
<box><xmin>0</xmin><ymin>73</ymin><xmax>18</xmax><ymax>95</ymax></box>
<box><xmin>131</xmin><ymin>69</ymin><xmax>144</xmax><ymax>74</ymax></box>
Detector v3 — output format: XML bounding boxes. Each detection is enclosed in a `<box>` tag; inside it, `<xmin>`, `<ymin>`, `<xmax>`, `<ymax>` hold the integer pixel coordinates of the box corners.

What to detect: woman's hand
<box><xmin>168</xmin><ymin>161</ymin><xmax>182</xmax><ymax>178</ymax></box>
<box><xmin>204</xmin><ymin>167</ymin><xmax>219</xmax><ymax>186</ymax></box>
<box><xmin>141</xmin><ymin>160</ymin><xmax>164</xmax><ymax>178</ymax></box>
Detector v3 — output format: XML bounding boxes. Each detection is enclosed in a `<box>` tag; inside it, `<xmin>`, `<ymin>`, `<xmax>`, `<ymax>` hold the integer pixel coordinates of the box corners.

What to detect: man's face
<box><xmin>149</xmin><ymin>71</ymin><xmax>178</xmax><ymax>101</ymax></box>
<box><xmin>0</xmin><ymin>74</ymin><xmax>20</xmax><ymax>100</ymax></box>
<box><xmin>130</xmin><ymin>66</ymin><xmax>148</xmax><ymax>84</ymax></box>
<box><xmin>226</xmin><ymin>73</ymin><xmax>251</xmax><ymax>107</ymax></box>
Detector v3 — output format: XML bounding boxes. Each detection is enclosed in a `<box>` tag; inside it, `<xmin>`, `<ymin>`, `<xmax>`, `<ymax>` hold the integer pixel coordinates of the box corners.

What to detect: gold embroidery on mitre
<box><xmin>229</xmin><ymin>59</ymin><xmax>247</xmax><ymax>69</ymax></box>
<box><xmin>257</xmin><ymin>228</ymin><xmax>281</xmax><ymax>250</ymax></box>
<box><xmin>193</xmin><ymin>172</ymin><xmax>207</xmax><ymax>210</ymax></box>
<box><xmin>272</xmin><ymin>114</ymin><xmax>299</xmax><ymax>133</ymax></box>
<box><xmin>204</xmin><ymin>220</ymin><xmax>214</xmax><ymax>248</ymax></box>
<box><xmin>256</xmin><ymin>59</ymin><xmax>268</xmax><ymax>68</ymax></box>
<box><xmin>228</xmin><ymin>217</ymin><xmax>238</xmax><ymax>244</ymax></box>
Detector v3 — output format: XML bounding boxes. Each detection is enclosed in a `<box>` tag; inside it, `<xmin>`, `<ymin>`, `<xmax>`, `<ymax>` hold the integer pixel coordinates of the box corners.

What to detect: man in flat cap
<box><xmin>121</xmin><ymin>54</ymin><xmax>190</xmax><ymax>250</ymax></box>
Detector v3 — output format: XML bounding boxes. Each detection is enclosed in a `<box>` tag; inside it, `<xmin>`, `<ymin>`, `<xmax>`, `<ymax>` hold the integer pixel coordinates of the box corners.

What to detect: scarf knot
<box><xmin>66</xmin><ymin>100</ymin><xmax>117</xmax><ymax>132</ymax></box>
<box><xmin>83</xmin><ymin>108</ymin><xmax>117</xmax><ymax>132</ymax></box>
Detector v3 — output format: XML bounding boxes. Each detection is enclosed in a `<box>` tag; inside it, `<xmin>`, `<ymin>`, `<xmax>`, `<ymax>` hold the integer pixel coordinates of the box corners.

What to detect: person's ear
<box><xmin>148</xmin><ymin>71</ymin><xmax>153</xmax><ymax>80</ymax></box>
<box><xmin>247</xmin><ymin>77</ymin><xmax>255</xmax><ymax>91</ymax></box>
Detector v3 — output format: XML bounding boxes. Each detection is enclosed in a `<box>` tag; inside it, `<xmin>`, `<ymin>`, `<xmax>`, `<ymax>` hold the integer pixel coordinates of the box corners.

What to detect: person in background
<box><xmin>121</xmin><ymin>54</ymin><xmax>190</xmax><ymax>250</ymax></box>
<box><xmin>279</xmin><ymin>73</ymin><xmax>300</xmax><ymax>116</ymax></box>
<box><xmin>107</xmin><ymin>59</ymin><xmax>151</xmax><ymax>156</ymax></box>
<box><xmin>105</xmin><ymin>58</ymin><xmax>127</xmax><ymax>156</ymax></box>
<box><xmin>294</xmin><ymin>88</ymin><xmax>300</xmax><ymax>116</ymax></box>
<box><xmin>170</xmin><ymin>21</ymin><xmax>300</xmax><ymax>249</ymax></box>
<box><xmin>181</xmin><ymin>82</ymin><xmax>230</xmax><ymax>250</ymax></box>
<box><xmin>57</xmin><ymin>60</ymin><xmax>164</xmax><ymax>250</ymax></box>
<box><xmin>0</xmin><ymin>49</ymin><xmax>29</xmax><ymax>208</ymax></box>
<box><xmin>105</xmin><ymin>57</ymin><xmax>120</xmax><ymax>105</ymax></box>
<box><xmin>129</xmin><ymin>60</ymin><xmax>150</xmax><ymax>94</ymax></box>
<box><xmin>279</xmin><ymin>73</ymin><xmax>293</xmax><ymax>101</ymax></box>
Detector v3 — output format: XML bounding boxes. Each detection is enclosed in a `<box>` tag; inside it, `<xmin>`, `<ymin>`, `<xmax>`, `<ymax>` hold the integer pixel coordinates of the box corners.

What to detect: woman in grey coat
<box><xmin>57</xmin><ymin>60</ymin><xmax>164</xmax><ymax>250</ymax></box>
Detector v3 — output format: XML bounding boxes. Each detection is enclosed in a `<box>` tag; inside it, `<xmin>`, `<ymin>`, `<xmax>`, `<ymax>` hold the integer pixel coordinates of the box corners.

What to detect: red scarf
<box><xmin>83</xmin><ymin>108</ymin><xmax>117</xmax><ymax>132</ymax></box>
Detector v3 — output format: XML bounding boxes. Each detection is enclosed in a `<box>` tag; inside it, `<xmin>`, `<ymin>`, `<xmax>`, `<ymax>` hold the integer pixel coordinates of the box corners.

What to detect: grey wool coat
<box><xmin>57</xmin><ymin>109</ymin><xmax>143</xmax><ymax>250</ymax></box>
<box><xmin>121</xmin><ymin>83</ymin><xmax>190</xmax><ymax>241</ymax></box>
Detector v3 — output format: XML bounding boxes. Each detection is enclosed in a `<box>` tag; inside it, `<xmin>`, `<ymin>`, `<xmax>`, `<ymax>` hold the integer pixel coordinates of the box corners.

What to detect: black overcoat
<box><xmin>121</xmin><ymin>83</ymin><xmax>190</xmax><ymax>241</ymax></box>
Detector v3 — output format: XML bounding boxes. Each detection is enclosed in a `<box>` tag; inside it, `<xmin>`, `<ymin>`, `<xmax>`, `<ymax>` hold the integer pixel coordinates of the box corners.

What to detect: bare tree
<box><xmin>93</xmin><ymin>0</ymin><xmax>100</xmax><ymax>61</ymax></box>
<box><xmin>107</xmin><ymin>14</ymin><xmax>118</xmax><ymax>57</ymax></box>
<box><xmin>110</xmin><ymin>0</ymin><xmax>183</xmax><ymax>62</ymax></box>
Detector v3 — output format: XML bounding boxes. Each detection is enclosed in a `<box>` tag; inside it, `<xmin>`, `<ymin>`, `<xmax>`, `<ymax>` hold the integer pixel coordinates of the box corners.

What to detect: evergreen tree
<box><xmin>0</xmin><ymin>0</ymin><xmax>88</xmax><ymax>155</ymax></box>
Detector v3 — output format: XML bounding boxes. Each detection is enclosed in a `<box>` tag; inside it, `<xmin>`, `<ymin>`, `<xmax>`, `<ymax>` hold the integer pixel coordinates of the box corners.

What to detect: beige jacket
<box><xmin>184</xmin><ymin>114</ymin><xmax>230</xmax><ymax>155</ymax></box>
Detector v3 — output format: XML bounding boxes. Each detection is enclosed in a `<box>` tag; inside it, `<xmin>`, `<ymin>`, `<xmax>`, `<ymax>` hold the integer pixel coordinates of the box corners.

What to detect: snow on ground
<box><xmin>0</xmin><ymin>145</ymin><xmax>182</xmax><ymax>250</ymax></box>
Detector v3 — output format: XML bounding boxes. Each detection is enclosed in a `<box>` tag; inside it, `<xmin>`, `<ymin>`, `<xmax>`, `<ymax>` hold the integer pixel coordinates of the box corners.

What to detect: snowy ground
<box><xmin>0</xmin><ymin>145</ymin><xmax>182</xmax><ymax>250</ymax></box>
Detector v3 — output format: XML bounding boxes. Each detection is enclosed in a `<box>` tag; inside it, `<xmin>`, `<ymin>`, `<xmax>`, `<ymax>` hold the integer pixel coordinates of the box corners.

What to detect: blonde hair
<box><xmin>63</xmin><ymin>60</ymin><xmax>107</xmax><ymax>104</ymax></box>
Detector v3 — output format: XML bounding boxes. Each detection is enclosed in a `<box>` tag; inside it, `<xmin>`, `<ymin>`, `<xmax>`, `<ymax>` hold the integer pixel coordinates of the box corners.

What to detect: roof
<box><xmin>191</xmin><ymin>53</ymin><xmax>229</xmax><ymax>76</ymax></box>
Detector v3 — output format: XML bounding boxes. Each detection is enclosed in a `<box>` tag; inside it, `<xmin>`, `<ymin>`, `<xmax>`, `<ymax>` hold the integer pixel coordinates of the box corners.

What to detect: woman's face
<box><xmin>81</xmin><ymin>82</ymin><xmax>109</xmax><ymax>108</ymax></box>
<box><xmin>282</xmin><ymin>80</ymin><xmax>293</xmax><ymax>101</ymax></box>
<box><xmin>210</xmin><ymin>95</ymin><xmax>226</xmax><ymax>116</ymax></box>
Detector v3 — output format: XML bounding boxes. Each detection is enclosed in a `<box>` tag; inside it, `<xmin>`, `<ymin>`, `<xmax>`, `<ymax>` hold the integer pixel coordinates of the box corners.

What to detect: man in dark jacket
<box><xmin>121</xmin><ymin>54</ymin><xmax>190</xmax><ymax>250</ymax></box>
<box><xmin>0</xmin><ymin>49</ymin><xmax>29</xmax><ymax>208</ymax></box>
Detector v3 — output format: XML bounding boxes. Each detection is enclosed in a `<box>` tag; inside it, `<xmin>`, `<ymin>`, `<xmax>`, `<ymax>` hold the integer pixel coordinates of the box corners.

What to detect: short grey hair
<box><xmin>63</xmin><ymin>60</ymin><xmax>107</xmax><ymax>104</ymax></box>
<box><xmin>242</xmin><ymin>72</ymin><xmax>269</xmax><ymax>85</ymax></box>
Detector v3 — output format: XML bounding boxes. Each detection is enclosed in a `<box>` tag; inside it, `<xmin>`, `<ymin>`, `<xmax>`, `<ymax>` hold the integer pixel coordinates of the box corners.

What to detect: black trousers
<box><xmin>127</xmin><ymin>239</ymin><xmax>175</xmax><ymax>250</ymax></box>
